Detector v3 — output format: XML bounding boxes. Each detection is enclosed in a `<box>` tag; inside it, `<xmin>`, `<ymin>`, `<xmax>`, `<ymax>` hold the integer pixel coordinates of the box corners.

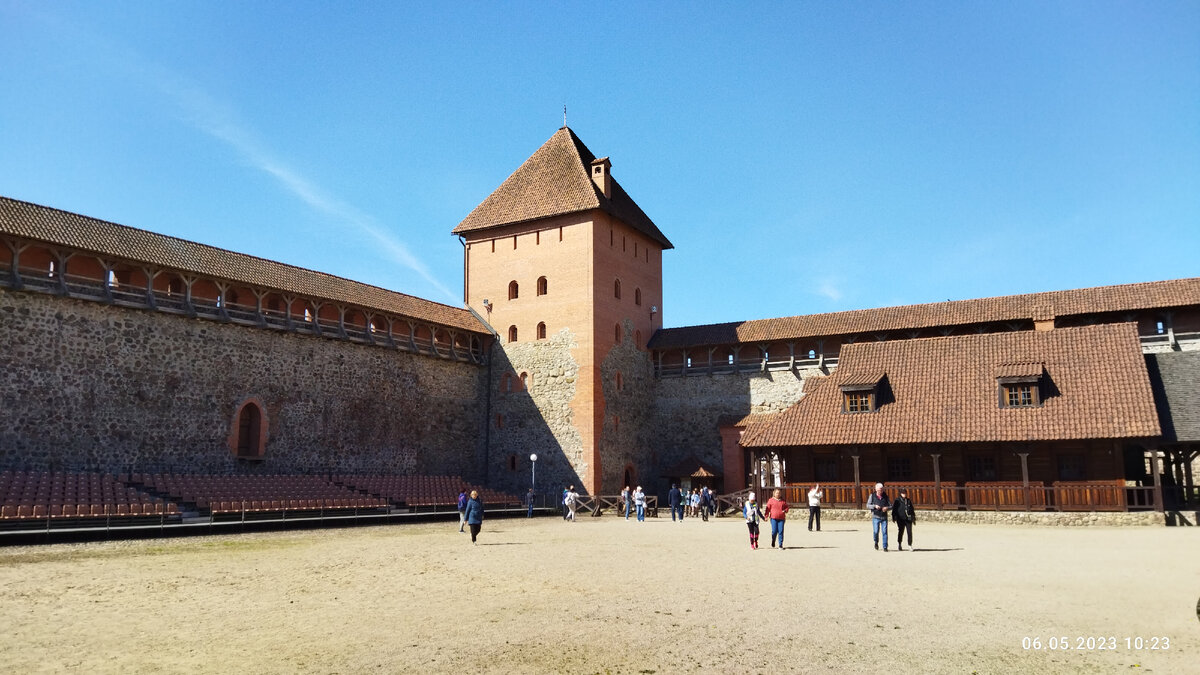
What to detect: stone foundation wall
<box><xmin>0</xmin><ymin>289</ymin><xmax>486</xmax><ymax>476</ymax></box>
<box><xmin>803</xmin><ymin>507</ymin><xmax>1171</xmax><ymax>526</ymax></box>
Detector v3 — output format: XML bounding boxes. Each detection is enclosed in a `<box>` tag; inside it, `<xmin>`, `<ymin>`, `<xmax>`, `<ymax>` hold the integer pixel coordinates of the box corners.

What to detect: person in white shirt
<box><xmin>807</xmin><ymin>484</ymin><xmax>824</xmax><ymax>532</ymax></box>
<box><xmin>565</xmin><ymin>487</ymin><xmax>579</xmax><ymax>521</ymax></box>
<box><xmin>632</xmin><ymin>486</ymin><xmax>646</xmax><ymax>521</ymax></box>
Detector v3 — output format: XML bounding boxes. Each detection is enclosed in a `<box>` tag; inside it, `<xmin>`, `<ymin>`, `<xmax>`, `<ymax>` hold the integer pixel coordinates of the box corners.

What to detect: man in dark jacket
<box><xmin>866</xmin><ymin>482</ymin><xmax>890</xmax><ymax>551</ymax></box>
<box><xmin>892</xmin><ymin>488</ymin><xmax>916</xmax><ymax>551</ymax></box>
<box><xmin>668</xmin><ymin>484</ymin><xmax>684</xmax><ymax>522</ymax></box>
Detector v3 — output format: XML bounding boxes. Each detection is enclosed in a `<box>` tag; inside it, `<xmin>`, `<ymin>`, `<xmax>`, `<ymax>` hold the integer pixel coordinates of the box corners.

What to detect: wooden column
<box><xmin>1018</xmin><ymin>452</ymin><xmax>1031</xmax><ymax>511</ymax></box>
<box><xmin>852</xmin><ymin>451</ymin><xmax>862</xmax><ymax>509</ymax></box>
<box><xmin>1149</xmin><ymin>447</ymin><xmax>1164</xmax><ymax>513</ymax></box>
<box><xmin>931</xmin><ymin>453</ymin><xmax>942</xmax><ymax>510</ymax></box>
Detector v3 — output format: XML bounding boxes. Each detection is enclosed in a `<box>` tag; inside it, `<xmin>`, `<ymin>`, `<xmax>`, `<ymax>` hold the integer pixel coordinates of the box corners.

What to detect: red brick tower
<box><xmin>453</xmin><ymin>127</ymin><xmax>672</xmax><ymax>494</ymax></box>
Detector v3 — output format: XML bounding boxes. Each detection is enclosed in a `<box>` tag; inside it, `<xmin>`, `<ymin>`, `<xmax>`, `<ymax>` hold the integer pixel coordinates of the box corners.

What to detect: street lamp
<box><xmin>530</xmin><ymin>453</ymin><xmax>538</xmax><ymax>491</ymax></box>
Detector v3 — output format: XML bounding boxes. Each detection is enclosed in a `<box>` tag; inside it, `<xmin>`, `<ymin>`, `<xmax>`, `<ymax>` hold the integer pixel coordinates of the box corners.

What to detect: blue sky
<box><xmin>2</xmin><ymin>2</ymin><xmax>1197</xmax><ymax>329</ymax></box>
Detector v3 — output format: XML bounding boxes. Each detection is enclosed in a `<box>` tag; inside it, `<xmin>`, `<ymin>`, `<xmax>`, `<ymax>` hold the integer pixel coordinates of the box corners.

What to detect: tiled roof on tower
<box><xmin>452</xmin><ymin>127</ymin><xmax>673</xmax><ymax>249</ymax></box>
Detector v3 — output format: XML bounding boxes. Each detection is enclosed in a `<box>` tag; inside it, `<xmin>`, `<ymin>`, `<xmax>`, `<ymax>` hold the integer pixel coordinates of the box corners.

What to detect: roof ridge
<box><xmin>0</xmin><ymin>195</ymin><xmax>485</xmax><ymax>331</ymax></box>
<box><xmin>660</xmin><ymin>277</ymin><xmax>1200</xmax><ymax>331</ymax></box>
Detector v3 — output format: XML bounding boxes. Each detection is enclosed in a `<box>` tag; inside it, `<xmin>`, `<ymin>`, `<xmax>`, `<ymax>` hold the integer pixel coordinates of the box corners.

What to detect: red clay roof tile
<box><xmin>741</xmin><ymin>323</ymin><xmax>1160</xmax><ymax>447</ymax></box>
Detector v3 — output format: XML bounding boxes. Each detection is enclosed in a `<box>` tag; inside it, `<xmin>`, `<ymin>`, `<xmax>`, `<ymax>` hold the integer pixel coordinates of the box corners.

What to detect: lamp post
<box><xmin>530</xmin><ymin>453</ymin><xmax>538</xmax><ymax>491</ymax></box>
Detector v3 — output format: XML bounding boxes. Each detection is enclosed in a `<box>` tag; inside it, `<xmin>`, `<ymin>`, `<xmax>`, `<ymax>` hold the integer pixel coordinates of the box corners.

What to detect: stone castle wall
<box><xmin>650</xmin><ymin>367</ymin><xmax>821</xmax><ymax>496</ymax></box>
<box><xmin>0</xmin><ymin>289</ymin><xmax>486</xmax><ymax>477</ymax></box>
<box><xmin>487</xmin><ymin>328</ymin><xmax>585</xmax><ymax>495</ymax></box>
<box><xmin>598</xmin><ymin>321</ymin><xmax>658</xmax><ymax>494</ymax></box>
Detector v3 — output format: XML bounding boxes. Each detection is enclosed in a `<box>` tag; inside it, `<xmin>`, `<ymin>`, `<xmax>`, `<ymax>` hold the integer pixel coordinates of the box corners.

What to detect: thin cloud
<box><xmin>32</xmin><ymin>10</ymin><xmax>458</xmax><ymax>303</ymax></box>
<box><xmin>815</xmin><ymin>278</ymin><xmax>844</xmax><ymax>303</ymax></box>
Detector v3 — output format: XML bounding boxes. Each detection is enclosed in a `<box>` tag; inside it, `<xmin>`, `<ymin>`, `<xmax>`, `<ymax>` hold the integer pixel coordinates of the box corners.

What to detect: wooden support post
<box><xmin>852</xmin><ymin>452</ymin><xmax>862</xmax><ymax>509</ymax></box>
<box><xmin>931</xmin><ymin>453</ymin><xmax>942</xmax><ymax>510</ymax></box>
<box><xmin>1018</xmin><ymin>452</ymin><xmax>1031</xmax><ymax>511</ymax></box>
<box><xmin>1149</xmin><ymin>447</ymin><xmax>1164</xmax><ymax>513</ymax></box>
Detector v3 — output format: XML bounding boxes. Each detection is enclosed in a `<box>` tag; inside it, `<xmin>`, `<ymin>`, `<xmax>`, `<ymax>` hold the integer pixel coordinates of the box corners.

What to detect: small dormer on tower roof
<box><xmin>590</xmin><ymin>157</ymin><xmax>611</xmax><ymax>199</ymax></box>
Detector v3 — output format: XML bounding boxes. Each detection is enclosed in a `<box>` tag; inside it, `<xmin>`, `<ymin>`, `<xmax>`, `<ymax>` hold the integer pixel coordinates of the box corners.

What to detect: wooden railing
<box><xmin>573</xmin><ymin>495</ymin><xmax>659</xmax><ymax>518</ymax></box>
<box><xmin>726</xmin><ymin>480</ymin><xmax>1156</xmax><ymax>513</ymax></box>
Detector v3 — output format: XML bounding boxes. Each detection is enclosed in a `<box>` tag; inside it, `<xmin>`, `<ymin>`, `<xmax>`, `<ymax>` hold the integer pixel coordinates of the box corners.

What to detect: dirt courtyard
<box><xmin>0</xmin><ymin>513</ymin><xmax>1196</xmax><ymax>674</ymax></box>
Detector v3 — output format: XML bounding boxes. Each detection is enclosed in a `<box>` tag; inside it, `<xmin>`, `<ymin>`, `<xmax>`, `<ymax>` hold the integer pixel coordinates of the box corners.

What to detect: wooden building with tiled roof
<box><xmin>734</xmin><ymin>322</ymin><xmax>1191</xmax><ymax>511</ymax></box>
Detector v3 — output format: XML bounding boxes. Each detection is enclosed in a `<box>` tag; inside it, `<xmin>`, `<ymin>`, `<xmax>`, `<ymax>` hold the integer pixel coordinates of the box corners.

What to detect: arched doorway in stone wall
<box><xmin>229</xmin><ymin>399</ymin><xmax>268</xmax><ymax>459</ymax></box>
<box><xmin>623</xmin><ymin>464</ymin><xmax>636</xmax><ymax>490</ymax></box>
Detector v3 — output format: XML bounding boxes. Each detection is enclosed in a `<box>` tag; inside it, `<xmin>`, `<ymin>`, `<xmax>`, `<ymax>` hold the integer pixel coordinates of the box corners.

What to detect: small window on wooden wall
<box><xmin>814</xmin><ymin>457</ymin><xmax>839</xmax><ymax>482</ymax></box>
<box><xmin>967</xmin><ymin>455</ymin><xmax>997</xmax><ymax>481</ymax></box>
<box><xmin>537</xmin><ymin>276</ymin><xmax>548</xmax><ymax>296</ymax></box>
<box><xmin>1057</xmin><ymin>455</ymin><xmax>1086</xmax><ymax>481</ymax></box>
<box><xmin>886</xmin><ymin>457</ymin><xmax>913</xmax><ymax>481</ymax></box>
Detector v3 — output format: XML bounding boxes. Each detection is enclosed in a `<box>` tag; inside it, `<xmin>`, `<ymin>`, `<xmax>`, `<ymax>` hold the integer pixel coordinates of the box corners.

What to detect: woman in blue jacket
<box><xmin>464</xmin><ymin>490</ymin><xmax>484</xmax><ymax>544</ymax></box>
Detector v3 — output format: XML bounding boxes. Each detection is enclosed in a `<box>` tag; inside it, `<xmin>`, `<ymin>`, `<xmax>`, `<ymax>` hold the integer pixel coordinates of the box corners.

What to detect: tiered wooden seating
<box><xmin>142</xmin><ymin>474</ymin><xmax>386</xmax><ymax>514</ymax></box>
<box><xmin>334</xmin><ymin>475</ymin><xmax>520</xmax><ymax>508</ymax></box>
<box><xmin>0</xmin><ymin>470</ymin><xmax>176</xmax><ymax>520</ymax></box>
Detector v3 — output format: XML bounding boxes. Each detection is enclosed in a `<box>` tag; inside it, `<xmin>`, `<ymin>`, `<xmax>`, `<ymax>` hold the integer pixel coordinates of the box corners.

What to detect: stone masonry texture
<box><xmin>0</xmin><ymin>289</ymin><xmax>486</xmax><ymax>477</ymax></box>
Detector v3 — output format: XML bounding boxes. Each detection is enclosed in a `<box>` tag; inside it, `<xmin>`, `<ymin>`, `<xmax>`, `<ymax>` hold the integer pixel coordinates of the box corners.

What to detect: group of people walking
<box><xmin>741</xmin><ymin>482</ymin><xmax>915</xmax><ymax>551</ymax></box>
<box><xmin>866</xmin><ymin>482</ymin><xmax>917</xmax><ymax>551</ymax></box>
<box><xmin>665</xmin><ymin>484</ymin><xmax>717</xmax><ymax>521</ymax></box>
<box><xmin>618</xmin><ymin>485</ymin><xmax>648</xmax><ymax>521</ymax></box>
<box><xmin>460</xmin><ymin>481</ymin><xmax>917</xmax><ymax>551</ymax></box>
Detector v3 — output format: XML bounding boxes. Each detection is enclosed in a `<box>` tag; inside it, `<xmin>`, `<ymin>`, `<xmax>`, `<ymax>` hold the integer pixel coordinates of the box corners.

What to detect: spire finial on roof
<box><xmin>563</xmin><ymin>104</ymin><xmax>567</xmax><ymax>128</ymax></box>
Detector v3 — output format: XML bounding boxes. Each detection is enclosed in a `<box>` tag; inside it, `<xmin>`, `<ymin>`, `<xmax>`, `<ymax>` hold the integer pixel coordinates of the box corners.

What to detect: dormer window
<box><xmin>996</xmin><ymin>362</ymin><xmax>1043</xmax><ymax>408</ymax></box>
<box><xmin>844</xmin><ymin>390</ymin><xmax>874</xmax><ymax>413</ymax></box>
<box><xmin>840</xmin><ymin>372</ymin><xmax>885</xmax><ymax>414</ymax></box>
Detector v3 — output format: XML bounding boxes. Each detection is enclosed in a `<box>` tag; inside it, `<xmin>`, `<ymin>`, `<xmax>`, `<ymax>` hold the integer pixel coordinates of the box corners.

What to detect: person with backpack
<box><xmin>456</xmin><ymin>489</ymin><xmax>468</xmax><ymax>533</ymax></box>
<box><xmin>892</xmin><ymin>488</ymin><xmax>916</xmax><ymax>551</ymax></box>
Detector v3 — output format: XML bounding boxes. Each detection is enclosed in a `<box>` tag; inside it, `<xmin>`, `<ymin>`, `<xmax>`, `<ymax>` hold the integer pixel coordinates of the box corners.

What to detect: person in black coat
<box><xmin>668</xmin><ymin>484</ymin><xmax>684</xmax><ymax>522</ymax></box>
<box><xmin>464</xmin><ymin>490</ymin><xmax>484</xmax><ymax>544</ymax></box>
<box><xmin>892</xmin><ymin>488</ymin><xmax>916</xmax><ymax>551</ymax></box>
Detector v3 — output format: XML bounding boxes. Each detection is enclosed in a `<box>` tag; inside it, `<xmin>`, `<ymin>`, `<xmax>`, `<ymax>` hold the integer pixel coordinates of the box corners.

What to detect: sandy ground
<box><xmin>0</xmin><ymin>513</ymin><xmax>1197</xmax><ymax>674</ymax></box>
